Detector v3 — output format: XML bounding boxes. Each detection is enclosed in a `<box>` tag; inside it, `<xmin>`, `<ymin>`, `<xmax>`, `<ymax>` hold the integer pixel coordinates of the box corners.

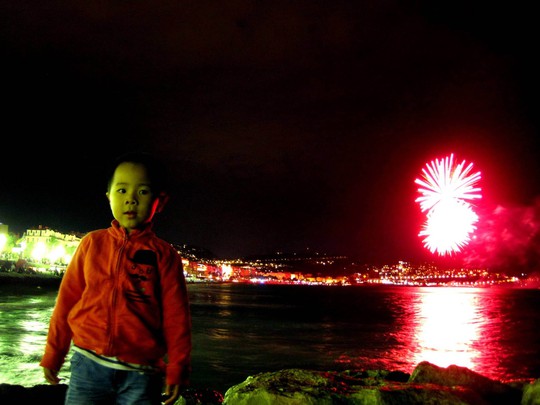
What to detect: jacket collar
<box><xmin>109</xmin><ymin>219</ymin><xmax>154</xmax><ymax>240</ymax></box>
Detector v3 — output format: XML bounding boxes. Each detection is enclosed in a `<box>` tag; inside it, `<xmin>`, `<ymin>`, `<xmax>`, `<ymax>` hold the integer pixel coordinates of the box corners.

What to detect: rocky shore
<box><xmin>2</xmin><ymin>362</ymin><xmax>539</xmax><ymax>404</ymax></box>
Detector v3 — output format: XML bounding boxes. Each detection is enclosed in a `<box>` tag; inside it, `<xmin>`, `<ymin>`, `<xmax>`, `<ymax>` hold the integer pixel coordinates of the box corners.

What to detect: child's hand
<box><xmin>43</xmin><ymin>367</ymin><xmax>61</xmax><ymax>385</ymax></box>
<box><xmin>162</xmin><ymin>384</ymin><xmax>180</xmax><ymax>405</ymax></box>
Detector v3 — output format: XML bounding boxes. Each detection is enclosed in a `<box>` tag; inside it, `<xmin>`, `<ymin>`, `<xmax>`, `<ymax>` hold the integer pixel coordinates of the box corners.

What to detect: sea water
<box><xmin>1</xmin><ymin>282</ymin><xmax>539</xmax><ymax>393</ymax></box>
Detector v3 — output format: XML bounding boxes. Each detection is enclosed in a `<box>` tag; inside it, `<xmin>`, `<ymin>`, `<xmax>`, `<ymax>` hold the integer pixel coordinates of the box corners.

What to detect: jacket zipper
<box><xmin>107</xmin><ymin>233</ymin><xmax>128</xmax><ymax>354</ymax></box>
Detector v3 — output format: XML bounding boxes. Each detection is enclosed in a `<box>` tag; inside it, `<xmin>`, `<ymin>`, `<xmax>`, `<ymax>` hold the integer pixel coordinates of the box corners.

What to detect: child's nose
<box><xmin>125</xmin><ymin>192</ymin><xmax>138</xmax><ymax>204</ymax></box>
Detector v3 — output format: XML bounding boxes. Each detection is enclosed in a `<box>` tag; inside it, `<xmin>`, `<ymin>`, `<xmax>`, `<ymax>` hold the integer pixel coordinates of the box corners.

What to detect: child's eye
<box><xmin>117</xmin><ymin>188</ymin><xmax>126</xmax><ymax>194</ymax></box>
<box><xmin>139</xmin><ymin>189</ymin><xmax>151</xmax><ymax>196</ymax></box>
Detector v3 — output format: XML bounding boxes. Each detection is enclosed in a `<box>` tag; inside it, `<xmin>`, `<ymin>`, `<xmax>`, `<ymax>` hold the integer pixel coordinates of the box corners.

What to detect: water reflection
<box><xmin>412</xmin><ymin>287</ymin><xmax>482</xmax><ymax>369</ymax></box>
<box><xmin>19</xmin><ymin>311</ymin><xmax>49</xmax><ymax>355</ymax></box>
<box><xmin>344</xmin><ymin>286</ymin><xmax>511</xmax><ymax>379</ymax></box>
<box><xmin>0</xmin><ymin>288</ymin><xmax>56</xmax><ymax>386</ymax></box>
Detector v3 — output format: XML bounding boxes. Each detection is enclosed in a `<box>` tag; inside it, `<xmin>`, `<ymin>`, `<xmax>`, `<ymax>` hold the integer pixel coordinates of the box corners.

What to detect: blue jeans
<box><xmin>65</xmin><ymin>351</ymin><xmax>163</xmax><ymax>405</ymax></box>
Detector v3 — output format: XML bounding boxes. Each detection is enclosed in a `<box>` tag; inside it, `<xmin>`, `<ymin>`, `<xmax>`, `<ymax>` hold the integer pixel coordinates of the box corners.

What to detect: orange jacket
<box><xmin>40</xmin><ymin>220</ymin><xmax>192</xmax><ymax>386</ymax></box>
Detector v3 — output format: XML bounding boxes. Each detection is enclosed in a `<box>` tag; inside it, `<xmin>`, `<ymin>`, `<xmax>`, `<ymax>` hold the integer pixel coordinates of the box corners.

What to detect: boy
<box><xmin>40</xmin><ymin>152</ymin><xmax>192</xmax><ymax>405</ymax></box>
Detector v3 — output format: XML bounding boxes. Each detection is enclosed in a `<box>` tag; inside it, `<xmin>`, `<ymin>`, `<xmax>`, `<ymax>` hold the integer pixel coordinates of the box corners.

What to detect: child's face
<box><xmin>106</xmin><ymin>162</ymin><xmax>163</xmax><ymax>232</ymax></box>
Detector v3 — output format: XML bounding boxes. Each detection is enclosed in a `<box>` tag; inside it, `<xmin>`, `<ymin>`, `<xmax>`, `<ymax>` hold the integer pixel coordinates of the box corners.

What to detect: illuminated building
<box><xmin>13</xmin><ymin>225</ymin><xmax>82</xmax><ymax>268</ymax></box>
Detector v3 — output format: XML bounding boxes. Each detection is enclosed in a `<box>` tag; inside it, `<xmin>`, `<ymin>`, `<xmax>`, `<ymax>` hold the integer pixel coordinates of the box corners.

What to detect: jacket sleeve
<box><xmin>160</xmin><ymin>248</ymin><xmax>192</xmax><ymax>386</ymax></box>
<box><xmin>40</xmin><ymin>237</ymin><xmax>88</xmax><ymax>371</ymax></box>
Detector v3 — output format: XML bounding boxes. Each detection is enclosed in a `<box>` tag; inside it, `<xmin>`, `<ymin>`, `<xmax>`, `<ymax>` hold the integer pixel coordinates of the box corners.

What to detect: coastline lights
<box><xmin>0</xmin><ymin>233</ymin><xmax>7</xmax><ymax>254</ymax></box>
<box><xmin>415</xmin><ymin>154</ymin><xmax>482</xmax><ymax>255</ymax></box>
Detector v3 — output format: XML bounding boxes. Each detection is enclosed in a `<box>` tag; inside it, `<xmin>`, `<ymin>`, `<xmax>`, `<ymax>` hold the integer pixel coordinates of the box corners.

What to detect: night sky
<box><xmin>2</xmin><ymin>2</ymin><xmax>539</xmax><ymax>267</ymax></box>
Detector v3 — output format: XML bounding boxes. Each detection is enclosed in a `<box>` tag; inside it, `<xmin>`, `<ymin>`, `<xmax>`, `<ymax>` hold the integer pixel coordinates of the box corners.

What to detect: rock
<box><xmin>522</xmin><ymin>379</ymin><xmax>540</xmax><ymax>405</ymax></box>
<box><xmin>222</xmin><ymin>362</ymin><xmax>534</xmax><ymax>404</ymax></box>
<box><xmin>0</xmin><ymin>383</ymin><xmax>68</xmax><ymax>405</ymax></box>
<box><xmin>409</xmin><ymin>361</ymin><xmax>522</xmax><ymax>404</ymax></box>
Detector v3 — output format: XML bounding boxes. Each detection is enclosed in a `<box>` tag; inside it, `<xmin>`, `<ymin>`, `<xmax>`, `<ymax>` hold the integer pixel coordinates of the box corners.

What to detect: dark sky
<box><xmin>1</xmin><ymin>1</ymin><xmax>539</xmax><ymax>266</ymax></box>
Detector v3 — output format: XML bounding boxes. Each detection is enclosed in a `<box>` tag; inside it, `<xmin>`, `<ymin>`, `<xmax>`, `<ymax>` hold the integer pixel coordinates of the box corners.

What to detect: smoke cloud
<box><xmin>463</xmin><ymin>198</ymin><xmax>540</xmax><ymax>276</ymax></box>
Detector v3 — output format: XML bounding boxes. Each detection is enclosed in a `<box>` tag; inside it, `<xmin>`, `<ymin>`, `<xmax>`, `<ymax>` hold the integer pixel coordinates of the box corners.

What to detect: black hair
<box><xmin>107</xmin><ymin>151</ymin><xmax>170</xmax><ymax>194</ymax></box>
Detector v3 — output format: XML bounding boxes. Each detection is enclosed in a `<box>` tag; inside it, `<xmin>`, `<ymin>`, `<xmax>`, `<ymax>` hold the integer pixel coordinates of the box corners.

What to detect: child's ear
<box><xmin>156</xmin><ymin>192</ymin><xmax>169</xmax><ymax>213</ymax></box>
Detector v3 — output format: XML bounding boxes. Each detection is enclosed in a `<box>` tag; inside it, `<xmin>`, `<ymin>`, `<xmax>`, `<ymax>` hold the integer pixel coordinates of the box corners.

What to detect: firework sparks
<box><xmin>415</xmin><ymin>154</ymin><xmax>482</xmax><ymax>255</ymax></box>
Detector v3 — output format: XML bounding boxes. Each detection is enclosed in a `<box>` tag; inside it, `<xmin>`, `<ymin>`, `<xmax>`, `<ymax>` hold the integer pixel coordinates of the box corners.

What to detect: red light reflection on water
<box><xmin>412</xmin><ymin>287</ymin><xmax>481</xmax><ymax>369</ymax></box>
<box><xmin>341</xmin><ymin>286</ymin><xmax>512</xmax><ymax>380</ymax></box>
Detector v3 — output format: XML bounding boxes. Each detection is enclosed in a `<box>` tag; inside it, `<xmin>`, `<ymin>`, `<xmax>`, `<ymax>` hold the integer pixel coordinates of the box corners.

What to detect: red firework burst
<box><xmin>415</xmin><ymin>154</ymin><xmax>482</xmax><ymax>255</ymax></box>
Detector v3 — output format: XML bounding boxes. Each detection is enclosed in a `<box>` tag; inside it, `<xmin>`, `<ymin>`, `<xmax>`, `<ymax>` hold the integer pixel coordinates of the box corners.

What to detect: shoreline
<box><xmin>1</xmin><ymin>271</ymin><xmax>532</xmax><ymax>289</ymax></box>
<box><xmin>0</xmin><ymin>271</ymin><xmax>63</xmax><ymax>287</ymax></box>
<box><xmin>1</xmin><ymin>362</ymin><xmax>538</xmax><ymax>405</ymax></box>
